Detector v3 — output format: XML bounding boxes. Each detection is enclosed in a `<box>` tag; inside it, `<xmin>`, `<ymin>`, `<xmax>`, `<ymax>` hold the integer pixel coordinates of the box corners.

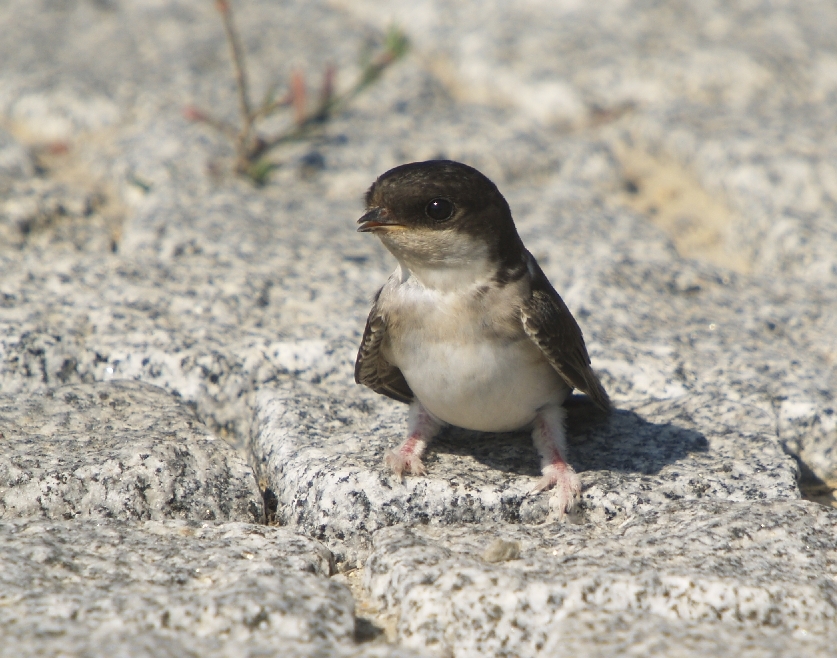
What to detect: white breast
<box><xmin>379</xmin><ymin>267</ymin><xmax>569</xmax><ymax>432</ymax></box>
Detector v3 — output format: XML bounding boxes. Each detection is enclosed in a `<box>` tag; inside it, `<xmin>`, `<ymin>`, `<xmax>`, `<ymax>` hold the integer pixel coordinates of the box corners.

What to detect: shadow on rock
<box><xmin>430</xmin><ymin>396</ymin><xmax>709</xmax><ymax>478</ymax></box>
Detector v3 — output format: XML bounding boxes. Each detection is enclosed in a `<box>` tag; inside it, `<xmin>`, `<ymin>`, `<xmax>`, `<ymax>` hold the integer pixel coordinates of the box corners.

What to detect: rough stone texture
<box><xmin>0</xmin><ymin>0</ymin><xmax>833</xmax><ymax>480</ymax></box>
<box><xmin>0</xmin><ymin>519</ymin><xmax>358</xmax><ymax>657</ymax></box>
<box><xmin>536</xmin><ymin>610</ymin><xmax>833</xmax><ymax>658</ymax></box>
<box><xmin>364</xmin><ymin>500</ymin><xmax>837</xmax><ymax>657</ymax></box>
<box><xmin>0</xmin><ymin>380</ymin><xmax>263</xmax><ymax>523</ymax></box>
<box><xmin>253</xmin><ymin>386</ymin><xmax>797</xmax><ymax>563</ymax></box>
<box><xmin>1</xmin><ymin>0</ymin><xmax>836</xmax><ymax>655</ymax></box>
<box><xmin>333</xmin><ymin>0</ymin><xmax>837</xmax><ymax>482</ymax></box>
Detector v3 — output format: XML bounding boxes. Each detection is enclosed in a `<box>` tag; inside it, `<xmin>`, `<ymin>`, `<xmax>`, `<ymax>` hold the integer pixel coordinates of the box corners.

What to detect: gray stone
<box><xmin>337</xmin><ymin>0</ymin><xmax>837</xmax><ymax>284</ymax></box>
<box><xmin>0</xmin><ymin>519</ymin><xmax>359</xmax><ymax>657</ymax></box>
<box><xmin>0</xmin><ymin>0</ymin><xmax>833</xmax><ymax>483</ymax></box>
<box><xmin>251</xmin><ymin>384</ymin><xmax>798</xmax><ymax>564</ymax></box>
<box><xmin>541</xmin><ymin>610</ymin><xmax>832</xmax><ymax>658</ymax></box>
<box><xmin>0</xmin><ymin>174</ymin><xmax>111</xmax><ymax>251</ymax></box>
<box><xmin>0</xmin><ymin>380</ymin><xmax>263</xmax><ymax>523</ymax></box>
<box><xmin>0</xmin><ymin>126</ymin><xmax>33</xmax><ymax>181</ymax></box>
<box><xmin>0</xmin><ymin>0</ymin><xmax>836</xmax><ymax>654</ymax></box>
<box><xmin>364</xmin><ymin>500</ymin><xmax>837</xmax><ymax>656</ymax></box>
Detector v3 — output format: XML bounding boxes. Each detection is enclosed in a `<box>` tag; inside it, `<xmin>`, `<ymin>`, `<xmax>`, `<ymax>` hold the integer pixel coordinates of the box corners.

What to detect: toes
<box><xmin>384</xmin><ymin>450</ymin><xmax>426</xmax><ymax>477</ymax></box>
<box><xmin>410</xmin><ymin>459</ymin><xmax>427</xmax><ymax>476</ymax></box>
<box><xmin>530</xmin><ymin>476</ymin><xmax>552</xmax><ymax>495</ymax></box>
<box><xmin>530</xmin><ymin>464</ymin><xmax>581</xmax><ymax>514</ymax></box>
<box><xmin>550</xmin><ymin>488</ymin><xmax>576</xmax><ymax>517</ymax></box>
<box><xmin>384</xmin><ymin>450</ymin><xmax>404</xmax><ymax>477</ymax></box>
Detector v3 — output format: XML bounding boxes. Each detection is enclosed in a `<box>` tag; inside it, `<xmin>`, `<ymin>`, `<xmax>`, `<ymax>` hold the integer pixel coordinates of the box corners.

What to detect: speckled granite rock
<box><xmin>0</xmin><ymin>0</ymin><xmax>833</xmax><ymax>481</ymax></box>
<box><xmin>0</xmin><ymin>380</ymin><xmax>262</xmax><ymax>523</ymax></box>
<box><xmin>252</xmin><ymin>384</ymin><xmax>797</xmax><ymax>564</ymax></box>
<box><xmin>333</xmin><ymin>0</ymin><xmax>837</xmax><ymax>480</ymax></box>
<box><xmin>0</xmin><ymin>519</ymin><xmax>360</xmax><ymax>657</ymax></box>
<box><xmin>1</xmin><ymin>0</ymin><xmax>837</xmax><ymax>655</ymax></box>
<box><xmin>364</xmin><ymin>500</ymin><xmax>837</xmax><ymax>656</ymax></box>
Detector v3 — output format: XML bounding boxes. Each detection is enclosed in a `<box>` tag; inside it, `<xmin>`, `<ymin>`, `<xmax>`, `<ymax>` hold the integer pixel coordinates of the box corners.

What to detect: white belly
<box><xmin>391</xmin><ymin>333</ymin><xmax>569</xmax><ymax>432</ymax></box>
<box><xmin>377</xmin><ymin>263</ymin><xmax>570</xmax><ymax>432</ymax></box>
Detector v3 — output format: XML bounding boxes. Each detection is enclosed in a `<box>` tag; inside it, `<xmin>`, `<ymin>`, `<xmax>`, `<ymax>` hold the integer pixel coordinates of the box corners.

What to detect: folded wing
<box><xmin>521</xmin><ymin>256</ymin><xmax>611</xmax><ymax>412</ymax></box>
<box><xmin>354</xmin><ymin>292</ymin><xmax>414</xmax><ymax>404</ymax></box>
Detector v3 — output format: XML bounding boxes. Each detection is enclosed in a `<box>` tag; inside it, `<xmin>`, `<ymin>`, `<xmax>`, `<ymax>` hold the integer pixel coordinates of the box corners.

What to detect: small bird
<box><xmin>354</xmin><ymin>160</ymin><xmax>610</xmax><ymax>513</ymax></box>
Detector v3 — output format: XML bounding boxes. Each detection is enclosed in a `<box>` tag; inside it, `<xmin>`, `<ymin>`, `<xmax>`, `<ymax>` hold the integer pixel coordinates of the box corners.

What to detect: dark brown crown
<box><xmin>364</xmin><ymin>160</ymin><xmax>526</xmax><ymax>270</ymax></box>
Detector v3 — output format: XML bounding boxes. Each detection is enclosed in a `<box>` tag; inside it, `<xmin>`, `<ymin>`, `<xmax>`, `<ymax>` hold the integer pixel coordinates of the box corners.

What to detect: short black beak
<box><xmin>357</xmin><ymin>207</ymin><xmax>401</xmax><ymax>232</ymax></box>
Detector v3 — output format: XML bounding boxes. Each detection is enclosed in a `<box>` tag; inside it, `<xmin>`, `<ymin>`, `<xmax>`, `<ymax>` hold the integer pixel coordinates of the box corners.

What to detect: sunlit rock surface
<box><xmin>1</xmin><ymin>0</ymin><xmax>835</xmax><ymax>655</ymax></box>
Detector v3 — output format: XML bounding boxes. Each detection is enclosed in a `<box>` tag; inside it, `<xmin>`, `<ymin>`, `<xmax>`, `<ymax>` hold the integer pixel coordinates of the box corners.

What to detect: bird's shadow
<box><xmin>432</xmin><ymin>396</ymin><xmax>709</xmax><ymax>477</ymax></box>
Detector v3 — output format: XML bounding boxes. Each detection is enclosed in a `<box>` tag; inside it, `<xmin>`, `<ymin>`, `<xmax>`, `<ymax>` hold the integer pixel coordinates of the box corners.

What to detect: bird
<box><xmin>354</xmin><ymin>160</ymin><xmax>610</xmax><ymax>514</ymax></box>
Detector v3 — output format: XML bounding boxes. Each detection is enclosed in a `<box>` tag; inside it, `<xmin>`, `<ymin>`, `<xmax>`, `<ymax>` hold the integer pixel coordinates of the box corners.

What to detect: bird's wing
<box><xmin>521</xmin><ymin>255</ymin><xmax>611</xmax><ymax>412</ymax></box>
<box><xmin>354</xmin><ymin>292</ymin><xmax>414</xmax><ymax>404</ymax></box>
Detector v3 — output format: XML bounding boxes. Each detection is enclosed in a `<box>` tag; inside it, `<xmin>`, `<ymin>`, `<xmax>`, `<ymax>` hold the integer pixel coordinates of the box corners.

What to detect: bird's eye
<box><xmin>425</xmin><ymin>198</ymin><xmax>454</xmax><ymax>221</ymax></box>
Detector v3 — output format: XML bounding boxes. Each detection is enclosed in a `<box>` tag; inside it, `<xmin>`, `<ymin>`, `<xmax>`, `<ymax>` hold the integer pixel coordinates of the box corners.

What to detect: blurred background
<box><xmin>2</xmin><ymin>0</ymin><xmax>837</xmax><ymax>276</ymax></box>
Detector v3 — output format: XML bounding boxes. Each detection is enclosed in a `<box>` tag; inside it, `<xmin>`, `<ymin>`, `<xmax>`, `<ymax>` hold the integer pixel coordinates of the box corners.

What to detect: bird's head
<box><xmin>358</xmin><ymin>160</ymin><xmax>524</xmax><ymax>281</ymax></box>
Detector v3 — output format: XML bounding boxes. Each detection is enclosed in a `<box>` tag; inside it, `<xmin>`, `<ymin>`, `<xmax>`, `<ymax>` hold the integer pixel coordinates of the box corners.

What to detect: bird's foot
<box><xmin>385</xmin><ymin>449</ymin><xmax>427</xmax><ymax>477</ymax></box>
<box><xmin>531</xmin><ymin>462</ymin><xmax>581</xmax><ymax>515</ymax></box>
<box><xmin>384</xmin><ymin>402</ymin><xmax>440</xmax><ymax>479</ymax></box>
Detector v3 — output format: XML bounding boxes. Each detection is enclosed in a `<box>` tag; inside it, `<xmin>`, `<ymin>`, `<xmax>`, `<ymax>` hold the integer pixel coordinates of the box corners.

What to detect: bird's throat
<box><xmin>378</xmin><ymin>231</ymin><xmax>497</xmax><ymax>293</ymax></box>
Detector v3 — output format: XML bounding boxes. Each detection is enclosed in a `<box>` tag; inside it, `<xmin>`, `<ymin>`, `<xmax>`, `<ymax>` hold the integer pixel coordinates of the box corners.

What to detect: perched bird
<box><xmin>354</xmin><ymin>160</ymin><xmax>610</xmax><ymax>513</ymax></box>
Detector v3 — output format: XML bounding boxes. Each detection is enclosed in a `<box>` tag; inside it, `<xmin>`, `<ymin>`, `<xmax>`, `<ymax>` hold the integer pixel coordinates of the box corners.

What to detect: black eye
<box><xmin>425</xmin><ymin>198</ymin><xmax>454</xmax><ymax>221</ymax></box>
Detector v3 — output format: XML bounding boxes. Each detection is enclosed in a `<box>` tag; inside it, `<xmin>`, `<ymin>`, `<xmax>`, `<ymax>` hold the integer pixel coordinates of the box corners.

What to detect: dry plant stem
<box><xmin>256</xmin><ymin>54</ymin><xmax>394</xmax><ymax>153</ymax></box>
<box><xmin>191</xmin><ymin>2</ymin><xmax>408</xmax><ymax>180</ymax></box>
<box><xmin>216</xmin><ymin>0</ymin><xmax>254</xmax><ymax>168</ymax></box>
<box><xmin>251</xmin><ymin>94</ymin><xmax>292</xmax><ymax>123</ymax></box>
<box><xmin>319</xmin><ymin>65</ymin><xmax>335</xmax><ymax>111</ymax></box>
<box><xmin>291</xmin><ymin>71</ymin><xmax>307</xmax><ymax>126</ymax></box>
<box><xmin>198</xmin><ymin>112</ymin><xmax>238</xmax><ymax>141</ymax></box>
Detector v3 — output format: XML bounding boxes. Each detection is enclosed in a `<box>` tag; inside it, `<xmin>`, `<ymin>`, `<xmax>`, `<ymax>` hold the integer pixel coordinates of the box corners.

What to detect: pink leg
<box><xmin>530</xmin><ymin>404</ymin><xmax>581</xmax><ymax>514</ymax></box>
<box><xmin>385</xmin><ymin>401</ymin><xmax>443</xmax><ymax>478</ymax></box>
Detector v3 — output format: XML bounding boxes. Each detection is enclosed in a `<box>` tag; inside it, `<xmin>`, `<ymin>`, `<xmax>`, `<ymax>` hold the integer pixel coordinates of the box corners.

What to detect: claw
<box><xmin>531</xmin><ymin>462</ymin><xmax>581</xmax><ymax>515</ymax></box>
<box><xmin>383</xmin><ymin>401</ymin><xmax>441</xmax><ymax>480</ymax></box>
<box><xmin>530</xmin><ymin>403</ymin><xmax>580</xmax><ymax>516</ymax></box>
<box><xmin>385</xmin><ymin>449</ymin><xmax>427</xmax><ymax>477</ymax></box>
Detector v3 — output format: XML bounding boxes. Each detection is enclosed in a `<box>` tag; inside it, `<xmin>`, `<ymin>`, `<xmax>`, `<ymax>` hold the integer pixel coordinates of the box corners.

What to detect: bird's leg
<box><xmin>530</xmin><ymin>403</ymin><xmax>581</xmax><ymax>514</ymax></box>
<box><xmin>385</xmin><ymin>400</ymin><xmax>443</xmax><ymax>477</ymax></box>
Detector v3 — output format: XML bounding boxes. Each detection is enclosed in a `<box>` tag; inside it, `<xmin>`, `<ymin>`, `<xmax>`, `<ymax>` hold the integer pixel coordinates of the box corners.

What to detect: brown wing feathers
<box><xmin>521</xmin><ymin>260</ymin><xmax>611</xmax><ymax>412</ymax></box>
<box><xmin>356</xmin><ymin>264</ymin><xmax>610</xmax><ymax>412</ymax></box>
<box><xmin>354</xmin><ymin>298</ymin><xmax>414</xmax><ymax>404</ymax></box>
